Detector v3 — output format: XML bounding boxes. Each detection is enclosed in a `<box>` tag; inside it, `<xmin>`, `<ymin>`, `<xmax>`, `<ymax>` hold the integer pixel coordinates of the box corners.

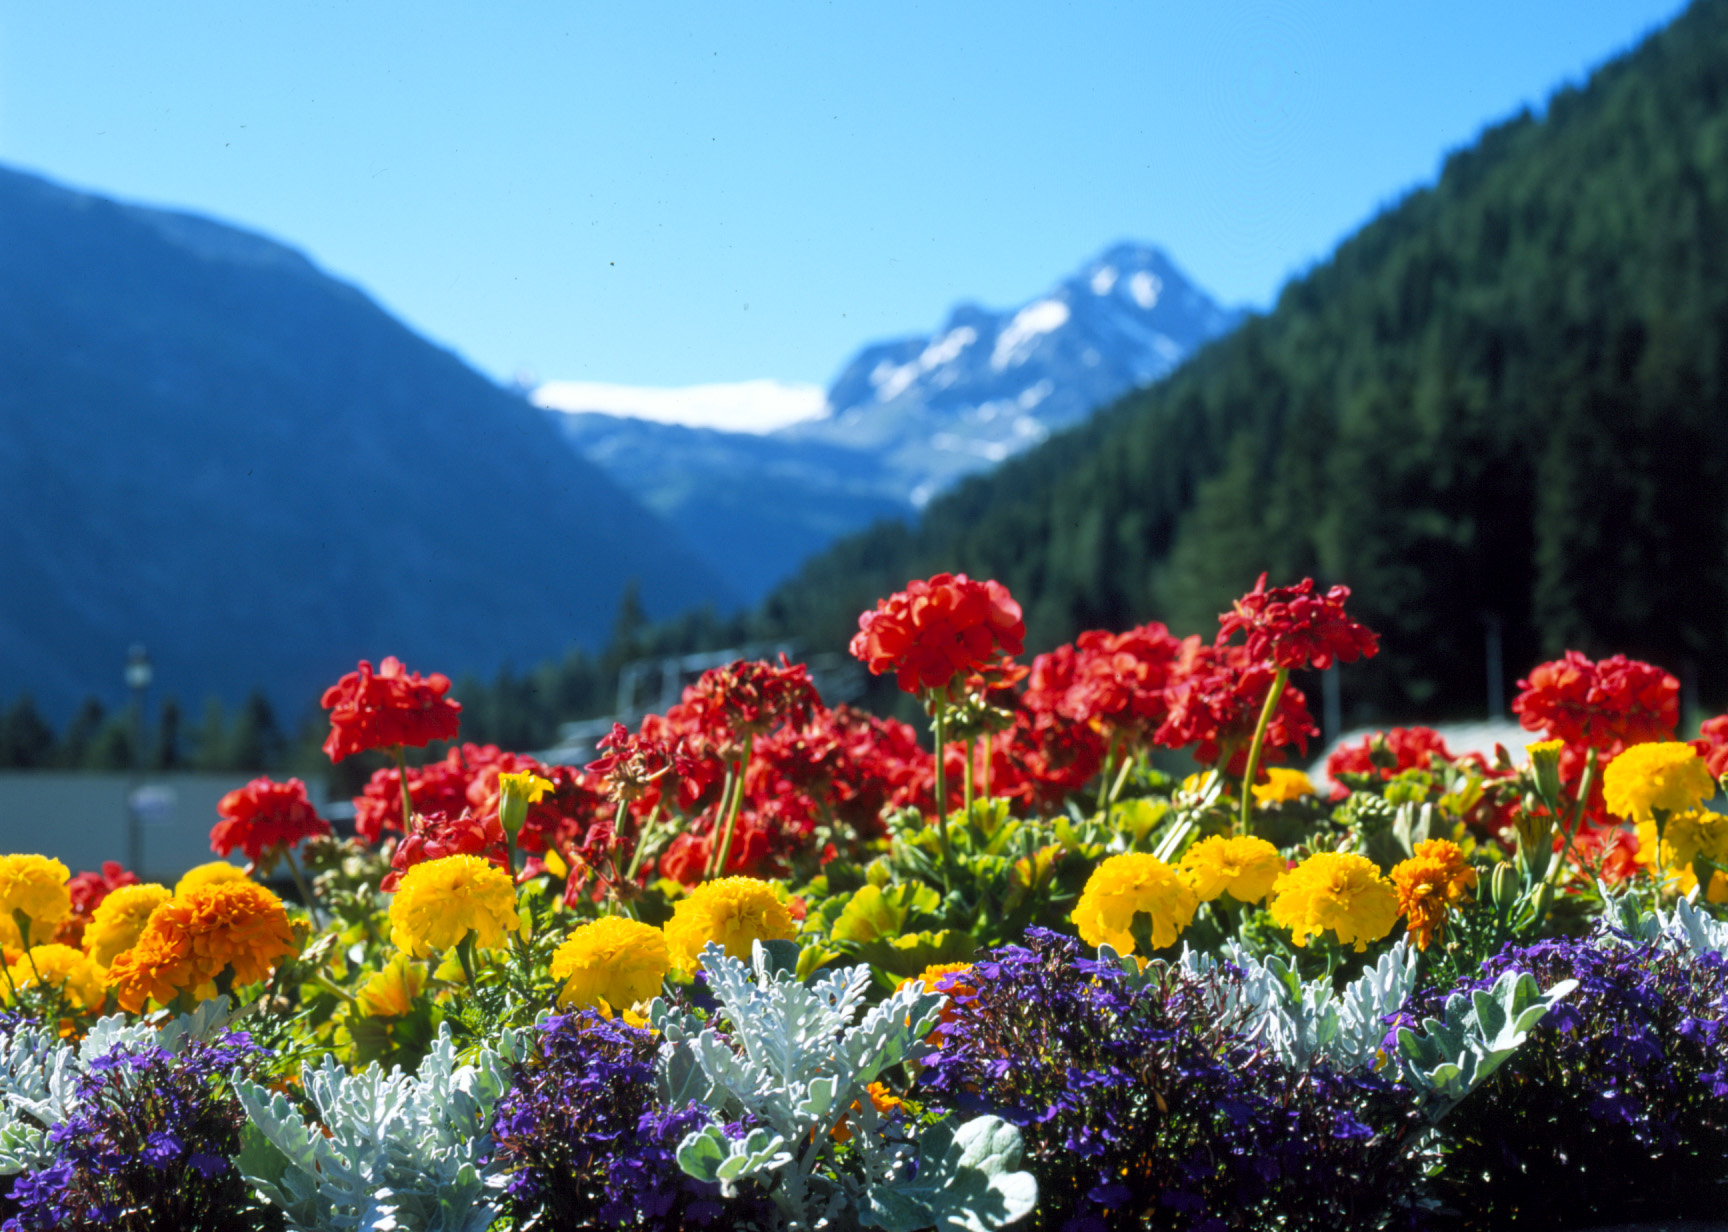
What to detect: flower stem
<box><xmin>455</xmin><ymin>932</ymin><xmax>479</xmax><ymax>989</ymax></box>
<box><xmin>930</xmin><ymin>695</ymin><xmax>956</xmax><ymax>892</ymax></box>
<box><xmin>1237</xmin><ymin>667</ymin><xmax>1289</xmax><ymax>837</ymax></box>
<box><xmin>710</xmin><ymin>734</ymin><xmax>756</xmax><ymax>880</ymax></box>
<box><xmin>624</xmin><ymin>801</ymin><xmax>664</xmax><ymax>883</ymax></box>
<box><xmin>282</xmin><ymin>844</ymin><xmax>322</xmax><ymax>927</ymax></box>
<box><xmin>391</xmin><ymin>744</ymin><xmax>414</xmax><ymax>836</ymax></box>
<box><xmin>1535</xmin><ymin>748</ymin><xmax>1597</xmax><ymax>929</ymax></box>
<box><xmin>962</xmin><ymin>737</ymin><xmax>976</xmax><ymax>820</ymax></box>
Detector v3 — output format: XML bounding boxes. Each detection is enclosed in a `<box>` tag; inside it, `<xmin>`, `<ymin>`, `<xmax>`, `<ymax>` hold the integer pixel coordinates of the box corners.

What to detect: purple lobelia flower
<box><xmin>3</xmin><ymin>1032</ymin><xmax>277</xmax><ymax>1232</ymax></box>
<box><xmin>489</xmin><ymin>1009</ymin><xmax>771</xmax><ymax>1231</ymax></box>
<box><xmin>915</xmin><ymin>928</ymin><xmax>1426</xmax><ymax>1232</ymax></box>
<box><xmin>1391</xmin><ymin>932</ymin><xmax>1728</xmax><ymax>1230</ymax></box>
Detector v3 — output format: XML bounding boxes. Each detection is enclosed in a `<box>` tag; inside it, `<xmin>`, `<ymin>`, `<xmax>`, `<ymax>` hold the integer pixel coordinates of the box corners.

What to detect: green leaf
<box><xmin>832</xmin><ymin>883</ymin><xmax>941</xmax><ymax>944</ymax></box>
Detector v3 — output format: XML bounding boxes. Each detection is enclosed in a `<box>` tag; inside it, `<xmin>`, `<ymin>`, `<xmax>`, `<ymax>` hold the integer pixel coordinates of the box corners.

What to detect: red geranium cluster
<box><xmin>352</xmin><ymin>743</ymin><xmax>613</xmax><ymax>871</ymax></box>
<box><xmin>1512</xmin><ymin>651</ymin><xmax>1678</xmax><ymax>751</ymax></box>
<box><xmin>1155</xmin><ymin>643</ymin><xmax>1318</xmax><ymax>775</ymax></box>
<box><xmin>850</xmin><ymin>573</ymin><xmax>1025</xmax><ymax>695</ymax></box>
<box><xmin>1024</xmin><ymin>622</ymin><xmax>1185</xmax><ymax>749</ymax></box>
<box><xmin>353</xmin><ymin>744</ymin><xmax>495</xmax><ymax>843</ymax></box>
<box><xmin>1326</xmin><ymin>727</ymin><xmax>1466</xmax><ymax>783</ymax></box>
<box><xmin>380</xmin><ymin>808</ymin><xmax>508</xmax><ymax>892</ymax></box>
<box><xmin>58</xmin><ymin>861</ymin><xmax>141</xmax><ymax>949</ymax></box>
<box><xmin>211</xmin><ymin>776</ymin><xmax>332</xmax><ymax>864</ymax></box>
<box><xmin>587</xmin><ymin>722</ymin><xmax>698</xmax><ymax>804</ymax></box>
<box><xmin>321</xmin><ymin>657</ymin><xmax>462</xmax><ymax>762</ymax></box>
<box><xmin>1216</xmin><ymin>574</ymin><xmax>1379</xmax><ymax>672</ymax></box>
<box><xmin>675</xmin><ymin>657</ymin><xmax>820</xmax><ymax>757</ymax></box>
<box><xmin>1513</xmin><ymin>651</ymin><xmax>1680</xmax><ymax>836</ymax></box>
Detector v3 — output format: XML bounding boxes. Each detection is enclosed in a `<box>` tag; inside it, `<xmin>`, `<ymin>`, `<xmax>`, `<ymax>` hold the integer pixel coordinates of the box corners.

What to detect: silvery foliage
<box><xmin>0</xmin><ymin>994</ymin><xmax>250</xmax><ymax>1175</ymax></box>
<box><xmin>657</xmin><ymin>941</ymin><xmax>1038</xmax><ymax>1232</ymax></box>
<box><xmin>1173</xmin><ymin>938</ymin><xmax>1420</xmax><ymax>1071</ymax></box>
<box><xmin>235</xmin><ymin>1021</ymin><xmax>523</xmax><ymax>1232</ymax></box>
<box><xmin>1392</xmin><ymin>969</ymin><xmax>1578</xmax><ymax>1120</ymax></box>
<box><xmin>1600</xmin><ymin>883</ymin><xmax>1728</xmax><ymax>957</ymax></box>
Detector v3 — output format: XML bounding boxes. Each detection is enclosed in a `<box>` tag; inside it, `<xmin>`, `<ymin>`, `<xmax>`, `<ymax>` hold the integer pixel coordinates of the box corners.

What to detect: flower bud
<box><xmin>1526</xmin><ymin>740</ymin><xmax>1565</xmax><ymax>809</ymax></box>
<box><xmin>497</xmin><ymin>771</ymin><xmax>554</xmax><ymax>844</ymax></box>
<box><xmin>1490</xmin><ymin>862</ymin><xmax>1519</xmax><ymax>913</ymax></box>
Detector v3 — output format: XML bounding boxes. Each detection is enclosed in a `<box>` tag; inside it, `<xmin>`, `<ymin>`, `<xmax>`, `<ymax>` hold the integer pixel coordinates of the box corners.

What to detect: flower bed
<box><xmin>2</xmin><ymin>574</ymin><xmax>1727</xmax><ymax>1230</ymax></box>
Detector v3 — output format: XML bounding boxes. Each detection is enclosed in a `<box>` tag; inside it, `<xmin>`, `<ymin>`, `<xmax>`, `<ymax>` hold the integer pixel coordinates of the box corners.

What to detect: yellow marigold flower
<box><xmin>174</xmin><ymin>861</ymin><xmax>248</xmax><ymax>897</ymax></box>
<box><xmin>6</xmin><ymin>944</ymin><xmax>107</xmax><ymax>1010</ymax></box>
<box><xmin>1636</xmin><ymin>809</ymin><xmax>1728</xmax><ymax>902</ymax></box>
<box><xmin>83</xmin><ymin>883</ymin><xmax>173</xmax><ymax>967</ymax></box>
<box><xmin>355</xmin><ymin>955</ymin><xmax>428</xmax><ymax>1018</ymax></box>
<box><xmin>0</xmin><ymin>855</ymin><xmax>72</xmax><ymax>949</ymax></box>
<box><xmin>388</xmin><ymin>854</ymin><xmax>522</xmax><ymax>957</ymax></box>
<box><xmin>1071</xmin><ymin>853</ymin><xmax>1198</xmax><ymax>954</ymax></box>
<box><xmin>498</xmin><ymin>771</ymin><xmax>555</xmax><ymax>802</ymax></box>
<box><xmin>107</xmin><ymin>881</ymin><xmax>297</xmax><ymax>1013</ymax></box>
<box><xmin>1252</xmin><ymin>768</ymin><xmax>1315</xmax><ymax>805</ymax></box>
<box><xmin>1269</xmin><ymin>852</ymin><xmax>1399</xmax><ymax>952</ymax></box>
<box><xmin>550</xmin><ymin>916</ymin><xmax>672</xmax><ymax>1011</ymax></box>
<box><xmin>1603</xmin><ymin>742</ymin><xmax>1715</xmax><ymax>824</ymax></box>
<box><xmin>1179</xmin><ymin>835</ymin><xmax>1286</xmax><ymax>904</ymax></box>
<box><xmin>1389</xmin><ymin>840</ymin><xmax>1478</xmax><ymax>951</ymax></box>
<box><xmin>1526</xmin><ymin>739</ymin><xmax>1565</xmax><ymax>758</ymax></box>
<box><xmin>663</xmin><ymin>876</ymin><xmax>796</xmax><ymax>970</ymax></box>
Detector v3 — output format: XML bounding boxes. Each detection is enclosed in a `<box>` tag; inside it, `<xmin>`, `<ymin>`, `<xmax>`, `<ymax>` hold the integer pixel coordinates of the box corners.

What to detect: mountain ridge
<box><xmin>0</xmin><ymin>164</ymin><xmax>737</xmax><ymax>724</ymax></box>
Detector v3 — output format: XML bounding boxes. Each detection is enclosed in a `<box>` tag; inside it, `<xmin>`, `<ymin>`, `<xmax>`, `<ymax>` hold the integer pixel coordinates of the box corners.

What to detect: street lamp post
<box><xmin>125</xmin><ymin>645</ymin><xmax>152</xmax><ymax>875</ymax></box>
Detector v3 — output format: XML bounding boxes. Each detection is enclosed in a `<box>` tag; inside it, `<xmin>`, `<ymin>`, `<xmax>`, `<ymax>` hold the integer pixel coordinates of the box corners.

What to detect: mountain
<box><xmin>752</xmin><ymin>0</ymin><xmax>1728</xmax><ymax>716</ymax></box>
<box><xmin>540</xmin><ymin>243</ymin><xmax>1240</xmax><ymax>601</ymax></box>
<box><xmin>0</xmin><ymin>165</ymin><xmax>737</xmax><ymax>724</ymax></box>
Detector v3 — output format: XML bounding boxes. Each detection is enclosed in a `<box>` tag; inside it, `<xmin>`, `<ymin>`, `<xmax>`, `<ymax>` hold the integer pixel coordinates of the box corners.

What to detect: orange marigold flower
<box><xmin>1389</xmin><ymin>839</ymin><xmax>1478</xmax><ymax>951</ymax></box>
<box><xmin>107</xmin><ymin>881</ymin><xmax>298</xmax><ymax>1013</ymax></box>
<box><xmin>849</xmin><ymin>573</ymin><xmax>1025</xmax><ymax>696</ymax></box>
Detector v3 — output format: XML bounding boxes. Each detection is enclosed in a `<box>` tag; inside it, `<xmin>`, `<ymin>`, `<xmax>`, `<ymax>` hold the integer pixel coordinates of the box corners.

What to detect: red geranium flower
<box><xmin>1513</xmin><ymin>651</ymin><xmax>1678</xmax><ymax>753</ymax></box>
<box><xmin>352</xmin><ymin>743</ymin><xmax>495</xmax><ymax>843</ymax></box>
<box><xmin>1695</xmin><ymin>714</ymin><xmax>1728</xmax><ymax>779</ymax></box>
<box><xmin>58</xmin><ymin>861</ymin><xmax>141</xmax><ymax>948</ymax></box>
<box><xmin>849</xmin><ymin>573</ymin><xmax>1025</xmax><ymax>695</ymax></box>
<box><xmin>1326</xmin><ymin>727</ymin><xmax>1468</xmax><ymax>783</ymax></box>
<box><xmin>1155</xmin><ymin>641</ymin><xmax>1318</xmax><ymax>775</ymax></box>
<box><xmin>380</xmin><ymin>808</ymin><xmax>507</xmax><ymax>893</ymax></box>
<box><xmin>211</xmin><ymin>776</ymin><xmax>332</xmax><ymax>864</ymax></box>
<box><xmin>321</xmin><ymin>656</ymin><xmax>462</xmax><ymax>762</ymax></box>
<box><xmin>1216</xmin><ymin>574</ymin><xmax>1378</xmax><ymax>672</ymax></box>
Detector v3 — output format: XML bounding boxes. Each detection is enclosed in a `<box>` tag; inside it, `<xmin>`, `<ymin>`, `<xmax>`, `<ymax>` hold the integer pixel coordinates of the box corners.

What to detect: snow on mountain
<box><xmin>532</xmin><ymin>379</ymin><xmax>826</xmax><ymax>434</ymax></box>
<box><xmin>787</xmin><ymin>241</ymin><xmax>1241</xmax><ymax>507</ymax></box>
<box><xmin>539</xmin><ymin>241</ymin><xmax>1241</xmax><ymax>600</ymax></box>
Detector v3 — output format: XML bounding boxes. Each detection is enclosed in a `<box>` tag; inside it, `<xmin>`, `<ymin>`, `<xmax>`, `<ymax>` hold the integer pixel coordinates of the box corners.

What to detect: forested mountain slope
<box><xmin>758</xmin><ymin>0</ymin><xmax>1728</xmax><ymax>715</ymax></box>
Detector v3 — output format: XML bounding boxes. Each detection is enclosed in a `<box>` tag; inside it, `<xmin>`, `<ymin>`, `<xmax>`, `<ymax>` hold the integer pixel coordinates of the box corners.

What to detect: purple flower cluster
<box><xmin>916</xmin><ymin>929</ymin><xmax>1425</xmax><ymax>1232</ymax></box>
<box><xmin>1396</xmin><ymin>934</ymin><xmax>1728</xmax><ymax>1230</ymax></box>
<box><xmin>491</xmin><ymin>1009</ymin><xmax>770</xmax><ymax>1231</ymax></box>
<box><xmin>4</xmin><ymin>1032</ymin><xmax>277</xmax><ymax>1232</ymax></box>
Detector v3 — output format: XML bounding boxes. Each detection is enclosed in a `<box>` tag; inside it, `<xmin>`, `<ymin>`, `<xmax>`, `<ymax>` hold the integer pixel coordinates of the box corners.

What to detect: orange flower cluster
<box><xmin>321</xmin><ymin>656</ymin><xmax>462</xmax><ymax>762</ymax></box>
<box><xmin>1390</xmin><ymin>839</ymin><xmax>1478</xmax><ymax>951</ymax></box>
<box><xmin>107</xmin><ymin>880</ymin><xmax>298</xmax><ymax>1012</ymax></box>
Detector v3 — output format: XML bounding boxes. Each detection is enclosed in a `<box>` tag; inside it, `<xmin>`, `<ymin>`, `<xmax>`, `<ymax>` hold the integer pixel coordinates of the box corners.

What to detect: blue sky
<box><xmin>0</xmin><ymin>1</ymin><xmax>1691</xmax><ymax>391</ymax></box>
